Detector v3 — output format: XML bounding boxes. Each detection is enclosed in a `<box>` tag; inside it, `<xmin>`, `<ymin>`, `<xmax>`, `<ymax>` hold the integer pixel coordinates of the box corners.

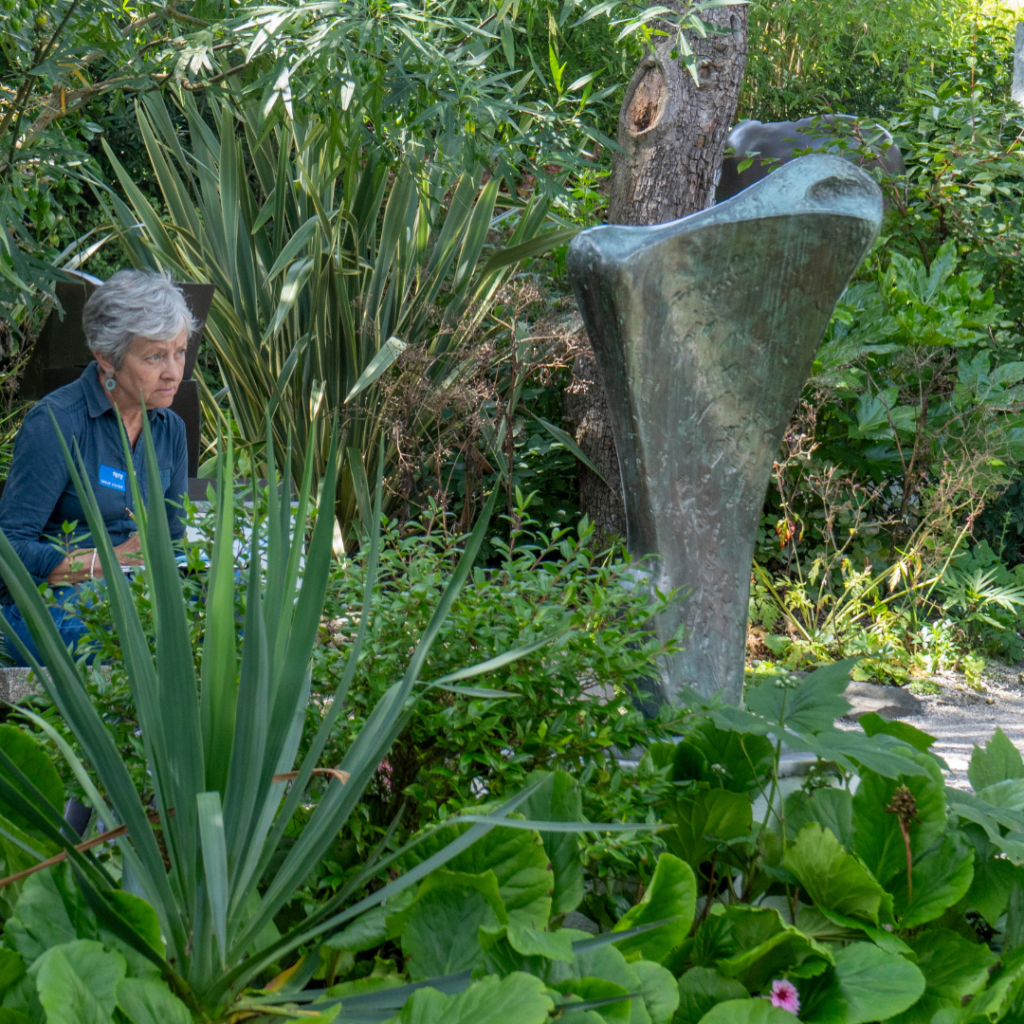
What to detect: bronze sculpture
<box><xmin>568</xmin><ymin>155</ymin><xmax>883</xmax><ymax>703</ymax></box>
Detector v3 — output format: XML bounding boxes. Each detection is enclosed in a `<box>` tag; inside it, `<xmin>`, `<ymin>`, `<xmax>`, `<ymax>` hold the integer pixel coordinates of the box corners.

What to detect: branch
<box><xmin>14</xmin><ymin>76</ymin><xmax>142</xmax><ymax>153</ymax></box>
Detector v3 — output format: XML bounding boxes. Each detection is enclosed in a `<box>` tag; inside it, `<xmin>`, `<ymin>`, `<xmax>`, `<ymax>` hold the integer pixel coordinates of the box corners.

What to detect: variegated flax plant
<box><xmin>94</xmin><ymin>90</ymin><xmax>578</xmax><ymax>544</ymax></box>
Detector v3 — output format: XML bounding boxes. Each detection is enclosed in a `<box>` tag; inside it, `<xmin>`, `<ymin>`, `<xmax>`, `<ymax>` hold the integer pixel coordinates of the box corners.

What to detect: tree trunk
<box><xmin>570</xmin><ymin>5</ymin><xmax>748</xmax><ymax>538</ymax></box>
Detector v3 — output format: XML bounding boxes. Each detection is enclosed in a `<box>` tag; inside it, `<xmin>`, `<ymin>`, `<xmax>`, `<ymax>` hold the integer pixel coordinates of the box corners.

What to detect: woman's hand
<box><xmin>114</xmin><ymin>533</ymin><xmax>143</xmax><ymax>563</ymax></box>
<box><xmin>46</xmin><ymin>533</ymin><xmax>144</xmax><ymax>586</ymax></box>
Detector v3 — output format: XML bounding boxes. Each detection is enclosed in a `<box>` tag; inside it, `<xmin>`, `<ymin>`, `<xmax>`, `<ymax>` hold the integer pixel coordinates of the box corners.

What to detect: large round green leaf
<box><xmin>0</xmin><ymin>725</ymin><xmax>64</xmax><ymax>835</ymax></box>
<box><xmin>30</xmin><ymin>940</ymin><xmax>126</xmax><ymax>1017</ymax></box>
<box><xmin>890</xmin><ymin>832</ymin><xmax>975</xmax><ymax>929</ymax></box>
<box><xmin>115</xmin><ymin>978</ymin><xmax>191</xmax><ymax>1024</ymax></box>
<box><xmin>676</xmin><ymin>968</ymin><xmax>748</xmax><ymax>1024</ymax></box>
<box><xmin>401</xmin><ymin>822</ymin><xmax>551</xmax><ymax>929</ymax></box>
<box><xmin>800</xmin><ymin>942</ymin><xmax>925</xmax><ymax>1024</ymax></box>
<box><xmin>782</xmin><ymin>824</ymin><xmax>890</xmax><ymax>926</ymax></box>
<box><xmin>698</xmin><ymin>998</ymin><xmax>802</xmax><ymax>1024</ymax></box>
<box><xmin>888</xmin><ymin>929</ymin><xmax>997</xmax><ymax>1024</ymax></box>
<box><xmin>0</xmin><ymin>1008</ymin><xmax>35</xmax><ymax>1023</ymax></box>
<box><xmin>851</xmin><ymin>748</ymin><xmax>946</xmax><ymax>888</ymax></box>
<box><xmin>388</xmin><ymin>971</ymin><xmax>552</xmax><ymax>1024</ymax></box>
<box><xmin>672</xmin><ymin>720</ymin><xmax>774</xmax><ymax>793</ymax></box>
<box><xmin>524</xmin><ymin>770</ymin><xmax>585</xmax><ymax>916</ymax></box>
<box><xmin>612</xmin><ymin>854</ymin><xmax>696</xmax><ymax>963</ymax></box>
<box><xmin>631</xmin><ymin>960</ymin><xmax>680</xmax><ymax>1024</ymax></box>
<box><xmin>556</xmin><ymin>977</ymin><xmax>631</xmax><ymax>1022</ymax></box>
<box><xmin>34</xmin><ymin>945</ymin><xmax>123</xmax><ymax>1024</ymax></box>
<box><xmin>398</xmin><ymin>871</ymin><xmax>503</xmax><ymax>979</ymax></box>
<box><xmin>5</xmin><ymin>867</ymin><xmax>79</xmax><ymax>963</ymax></box>
<box><xmin>785</xmin><ymin>787</ymin><xmax>854</xmax><ymax>850</ymax></box>
<box><xmin>665</xmin><ymin>789</ymin><xmax>753</xmax><ymax>871</ymax></box>
<box><xmin>0</xmin><ymin>951</ymin><xmax>25</xmax><ymax>1002</ymax></box>
<box><xmin>696</xmin><ymin>905</ymin><xmax>833</xmax><ymax>994</ymax></box>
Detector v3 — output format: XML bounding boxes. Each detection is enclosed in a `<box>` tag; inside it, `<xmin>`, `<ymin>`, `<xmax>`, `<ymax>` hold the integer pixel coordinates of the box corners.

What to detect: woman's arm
<box><xmin>165</xmin><ymin>415</ymin><xmax>189</xmax><ymax>542</ymax></box>
<box><xmin>0</xmin><ymin>405</ymin><xmax>76</xmax><ymax>585</ymax></box>
<box><xmin>46</xmin><ymin>533</ymin><xmax>144</xmax><ymax>585</ymax></box>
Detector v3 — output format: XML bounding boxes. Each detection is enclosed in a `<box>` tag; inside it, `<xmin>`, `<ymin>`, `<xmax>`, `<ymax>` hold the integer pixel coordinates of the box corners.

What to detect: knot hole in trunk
<box><xmin>625</xmin><ymin>62</ymin><xmax>666</xmax><ymax>136</ymax></box>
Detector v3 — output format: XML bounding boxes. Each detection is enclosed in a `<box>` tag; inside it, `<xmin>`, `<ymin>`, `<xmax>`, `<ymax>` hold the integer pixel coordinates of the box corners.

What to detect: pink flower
<box><xmin>769</xmin><ymin>979</ymin><xmax>800</xmax><ymax>1015</ymax></box>
<box><xmin>377</xmin><ymin>758</ymin><xmax>393</xmax><ymax>794</ymax></box>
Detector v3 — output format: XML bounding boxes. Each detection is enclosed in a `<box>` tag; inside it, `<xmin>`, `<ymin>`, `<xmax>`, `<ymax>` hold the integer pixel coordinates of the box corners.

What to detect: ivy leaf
<box><xmin>783</xmin><ymin>824</ymin><xmax>891</xmax><ymax>926</ymax></box>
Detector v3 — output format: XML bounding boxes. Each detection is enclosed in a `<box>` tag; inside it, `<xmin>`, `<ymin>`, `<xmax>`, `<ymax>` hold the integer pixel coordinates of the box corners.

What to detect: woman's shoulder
<box><xmin>23</xmin><ymin>378</ymin><xmax>90</xmax><ymax>430</ymax></box>
<box><xmin>151</xmin><ymin>405</ymin><xmax>187</xmax><ymax>438</ymax></box>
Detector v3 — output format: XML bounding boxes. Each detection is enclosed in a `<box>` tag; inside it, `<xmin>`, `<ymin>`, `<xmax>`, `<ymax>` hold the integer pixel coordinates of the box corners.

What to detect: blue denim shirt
<box><xmin>0</xmin><ymin>361</ymin><xmax>187</xmax><ymax>602</ymax></box>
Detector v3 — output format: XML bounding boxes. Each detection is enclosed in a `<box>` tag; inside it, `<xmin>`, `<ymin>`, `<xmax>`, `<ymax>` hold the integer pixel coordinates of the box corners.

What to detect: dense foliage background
<box><xmin>7</xmin><ymin>1</ymin><xmax>1024</xmax><ymax>1021</ymax></box>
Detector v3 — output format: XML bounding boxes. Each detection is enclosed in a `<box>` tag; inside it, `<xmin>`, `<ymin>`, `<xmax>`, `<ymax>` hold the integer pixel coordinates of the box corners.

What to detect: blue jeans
<box><xmin>1</xmin><ymin>584</ymin><xmax>100</xmax><ymax>667</ymax></box>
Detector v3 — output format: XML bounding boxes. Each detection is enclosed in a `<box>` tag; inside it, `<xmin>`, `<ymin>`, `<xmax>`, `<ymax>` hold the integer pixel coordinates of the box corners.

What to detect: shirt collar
<box><xmin>82</xmin><ymin>361</ymin><xmax>111</xmax><ymax>419</ymax></box>
<box><xmin>80</xmin><ymin>361</ymin><xmax>167</xmax><ymax>421</ymax></box>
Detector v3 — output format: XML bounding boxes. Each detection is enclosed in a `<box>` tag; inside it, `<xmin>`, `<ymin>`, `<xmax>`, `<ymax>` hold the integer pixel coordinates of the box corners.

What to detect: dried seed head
<box><xmin>886</xmin><ymin>785</ymin><xmax>920</xmax><ymax>828</ymax></box>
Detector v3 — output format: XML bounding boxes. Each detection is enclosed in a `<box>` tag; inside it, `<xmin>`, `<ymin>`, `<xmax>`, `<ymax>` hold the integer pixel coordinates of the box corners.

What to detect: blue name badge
<box><xmin>98</xmin><ymin>465</ymin><xmax>126</xmax><ymax>492</ymax></box>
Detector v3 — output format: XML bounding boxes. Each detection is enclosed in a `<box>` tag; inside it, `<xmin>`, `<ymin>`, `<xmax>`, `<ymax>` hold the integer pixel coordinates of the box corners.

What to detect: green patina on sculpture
<box><xmin>568</xmin><ymin>155</ymin><xmax>883</xmax><ymax>704</ymax></box>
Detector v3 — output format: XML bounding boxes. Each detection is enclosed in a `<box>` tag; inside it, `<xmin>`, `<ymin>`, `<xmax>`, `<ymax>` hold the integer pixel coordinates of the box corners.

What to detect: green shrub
<box><xmin>0</xmin><ymin>423</ymin><xmax>591</xmax><ymax>1019</ymax></box>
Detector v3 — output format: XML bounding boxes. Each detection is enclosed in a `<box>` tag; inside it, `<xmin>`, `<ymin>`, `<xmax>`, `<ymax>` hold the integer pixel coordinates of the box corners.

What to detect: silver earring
<box><xmin>105</xmin><ymin>375</ymin><xmax>116</xmax><ymax>391</ymax></box>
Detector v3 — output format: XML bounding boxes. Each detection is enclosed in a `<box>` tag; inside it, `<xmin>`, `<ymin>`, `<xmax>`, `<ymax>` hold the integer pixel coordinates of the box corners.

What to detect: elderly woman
<box><xmin>0</xmin><ymin>270</ymin><xmax>193</xmax><ymax>665</ymax></box>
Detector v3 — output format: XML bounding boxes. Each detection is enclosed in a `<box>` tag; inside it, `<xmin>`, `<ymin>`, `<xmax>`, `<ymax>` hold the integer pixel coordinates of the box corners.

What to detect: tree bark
<box><xmin>570</xmin><ymin>5</ymin><xmax>748</xmax><ymax>539</ymax></box>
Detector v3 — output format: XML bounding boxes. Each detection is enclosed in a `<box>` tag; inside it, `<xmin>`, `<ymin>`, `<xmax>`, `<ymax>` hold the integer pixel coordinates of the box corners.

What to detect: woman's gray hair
<box><xmin>82</xmin><ymin>270</ymin><xmax>197</xmax><ymax>369</ymax></box>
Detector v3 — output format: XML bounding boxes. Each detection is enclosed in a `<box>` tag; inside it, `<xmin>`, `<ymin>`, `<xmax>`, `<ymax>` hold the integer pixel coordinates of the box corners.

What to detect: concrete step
<box><xmin>0</xmin><ymin>667</ymin><xmax>44</xmax><ymax>703</ymax></box>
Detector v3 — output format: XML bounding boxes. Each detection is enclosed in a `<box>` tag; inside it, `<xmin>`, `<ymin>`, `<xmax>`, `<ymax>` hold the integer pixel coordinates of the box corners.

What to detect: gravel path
<box><xmin>843</xmin><ymin>663</ymin><xmax>1024</xmax><ymax>790</ymax></box>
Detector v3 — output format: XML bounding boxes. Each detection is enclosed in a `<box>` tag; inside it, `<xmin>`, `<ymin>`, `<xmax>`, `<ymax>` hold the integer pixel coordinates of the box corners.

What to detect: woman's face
<box><xmin>98</xmin><ymin>330</ymin><xmax>188</xmax><ymax>410</ymax></box>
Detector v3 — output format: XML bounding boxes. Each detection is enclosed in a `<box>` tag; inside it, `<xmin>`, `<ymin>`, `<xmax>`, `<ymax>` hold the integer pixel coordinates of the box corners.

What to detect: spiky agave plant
<box><xmin>0</xmin><ymin>418</ymin><xmax>561</xmax><ymax>1019</ymax></box>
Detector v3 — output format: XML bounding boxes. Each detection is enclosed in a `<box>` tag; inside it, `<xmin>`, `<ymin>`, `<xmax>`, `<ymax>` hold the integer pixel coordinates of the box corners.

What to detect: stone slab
<box><xmin>841</xmin><ymin>680</ymin><xmax>924</xmax><ymax>720</ymax></box>
<box><xmin>0</xmin><ymin>667</ymin><xmax>43</xmax><ymax>704</ymax></box>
